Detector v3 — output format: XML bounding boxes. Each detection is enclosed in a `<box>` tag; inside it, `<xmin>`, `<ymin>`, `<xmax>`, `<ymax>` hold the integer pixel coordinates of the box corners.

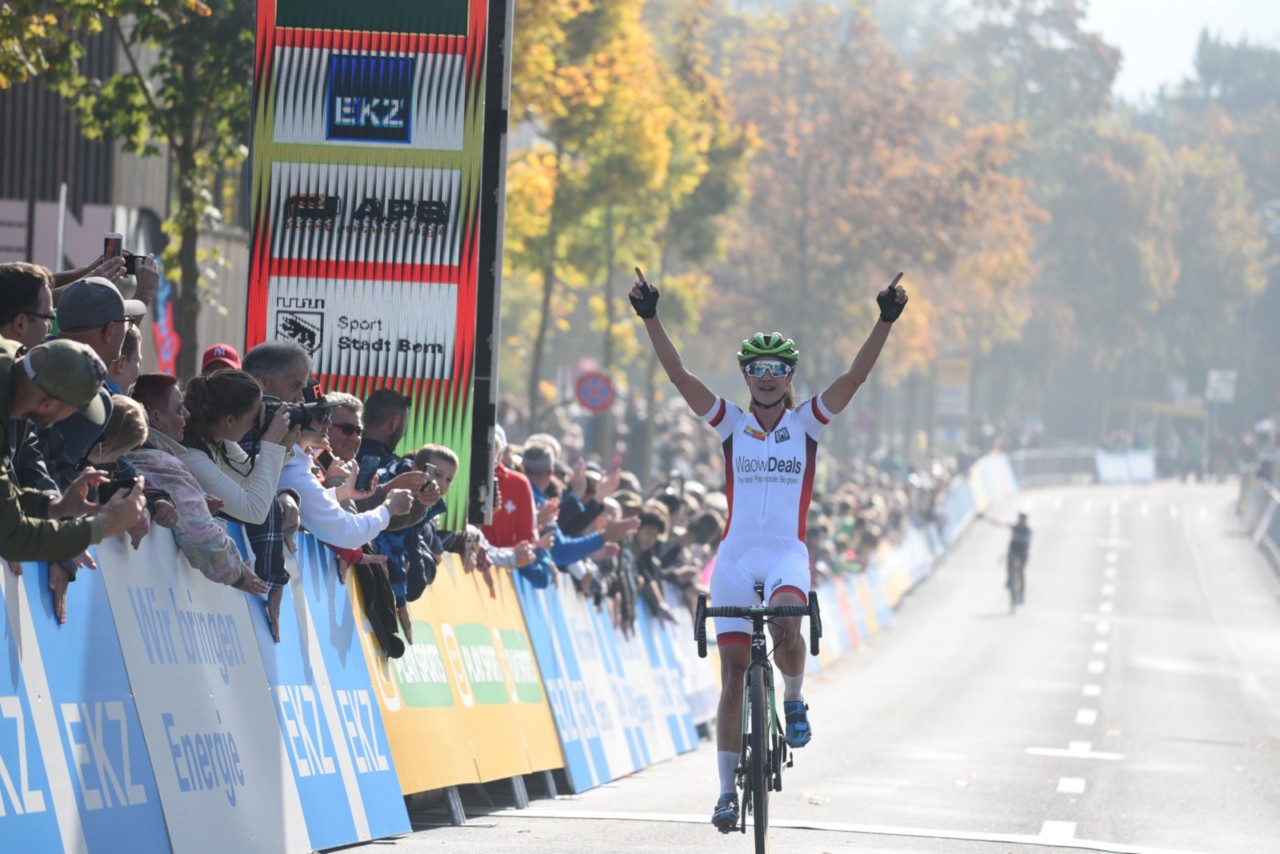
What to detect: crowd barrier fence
<box><xmin>1239</xmin><ymin>478</ymin><xmax>1280</xmax><ymax>568</ymax></box>
<box><xmin>1</xmin><ymin>453</ymin><xmax>1023</xmax><ymax>851</ymax></box>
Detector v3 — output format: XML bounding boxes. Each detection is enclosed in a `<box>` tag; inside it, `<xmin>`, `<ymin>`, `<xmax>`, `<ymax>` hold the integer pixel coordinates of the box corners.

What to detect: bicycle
<box><xmin>694</xmin><ymin>587</ymin><xmax>822</xmax><ymax>854</ymax></box>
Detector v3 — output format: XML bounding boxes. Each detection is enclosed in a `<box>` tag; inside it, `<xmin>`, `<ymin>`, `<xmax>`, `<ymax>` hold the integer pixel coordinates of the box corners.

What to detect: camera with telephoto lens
<box><xmin>261</xmin><ymin>396</ymin><xmax>310</xmax><ymax>432</ymax></box>
<box><xmin>262</xmin><ymin>380</ymin><xmax>333</xmax><ymax>433</ymax></box>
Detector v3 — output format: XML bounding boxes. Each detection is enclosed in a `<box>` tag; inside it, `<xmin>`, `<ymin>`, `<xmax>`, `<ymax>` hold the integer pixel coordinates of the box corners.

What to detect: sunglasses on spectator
<box><xmin>331</xmin><ymin>421</ymin><xmax>363</xmax><ymax>437</ymax></box>
<box><xmin>24</xmin><ymin>310</ymin><xmax>56</xmax><ymax>321</ymax></box>
<box><xmin>744</xmin><ymin>360</ymin><xmax>793</xmax><ymax>378</ymax></box>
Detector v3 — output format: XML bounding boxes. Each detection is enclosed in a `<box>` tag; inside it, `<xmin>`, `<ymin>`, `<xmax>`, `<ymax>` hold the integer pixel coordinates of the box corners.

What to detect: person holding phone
<box><xmin>629</xmin><ymin>265</ymin><xmax>908</xmax><ymax>830</ymax></box>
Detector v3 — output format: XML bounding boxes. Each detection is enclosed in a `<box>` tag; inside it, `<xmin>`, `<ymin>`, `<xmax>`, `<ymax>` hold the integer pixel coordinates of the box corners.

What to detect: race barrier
<box><xmin>1095</xmin><ymin>449</ymin><xmax>1157</xmax><ymax>484</ymax></box>
<box><xmin>352</xmin><ymin>556</ymin><xmax>563</xmax><ymax>797</ymax></box>
<box><xmin>0</xmin><ymin>527</ymin><xmax>409</xmax><ymax>854</ymax></box>
<box><xmin>1239</xmin><ymin>478</ymin><xmax>1280</xmax><ymax>568</ymax></box>
<box><xmin>1</xmin><ymin>451</ymin><xmax>1023</xmax><ymax>846</ymax></box>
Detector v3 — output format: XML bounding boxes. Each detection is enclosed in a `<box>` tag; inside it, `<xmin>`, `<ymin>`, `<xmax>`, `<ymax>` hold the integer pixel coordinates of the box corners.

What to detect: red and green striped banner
<box><xmin>248</xmin><ymin>0</ymin><xmax>500</xmax><ymax>523</ymax></box>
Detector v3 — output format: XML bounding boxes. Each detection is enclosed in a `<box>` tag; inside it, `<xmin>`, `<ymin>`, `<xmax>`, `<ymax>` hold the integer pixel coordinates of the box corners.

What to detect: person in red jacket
<box><xmin>480</xmin><ymin>425</ymin><xmax>553</xmax><ymax>586</ymax></box>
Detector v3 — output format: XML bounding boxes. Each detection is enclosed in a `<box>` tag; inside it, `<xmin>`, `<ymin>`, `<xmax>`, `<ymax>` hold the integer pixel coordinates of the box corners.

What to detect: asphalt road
<box><xmin>349</xmin><ymin>481</ymin><xmax>1280</xmax><ymax>854</ymax></box>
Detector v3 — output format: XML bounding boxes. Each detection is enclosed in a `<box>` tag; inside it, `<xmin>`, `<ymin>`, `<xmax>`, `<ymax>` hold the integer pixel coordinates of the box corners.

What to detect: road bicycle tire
<box><xmin>808</xmin><ymin>590</ymin><xmax>822</xmax><ymax>656</ymax></box>
<box><xmin>695</xmin><ymin>594</ymin><xmax>708</xmax><ymax>658</ymax></box>
<box><xmin>748</xmin><ymin>665</ymin><xmax>770</xmax><ymax>853</ymax></box>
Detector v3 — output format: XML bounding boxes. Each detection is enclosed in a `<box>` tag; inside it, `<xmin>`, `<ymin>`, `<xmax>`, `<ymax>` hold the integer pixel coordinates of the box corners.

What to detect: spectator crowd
<box><xmin>0</xmin><ymin>255</ymin><xmax>960</xmax><ymax>655</ymax></box>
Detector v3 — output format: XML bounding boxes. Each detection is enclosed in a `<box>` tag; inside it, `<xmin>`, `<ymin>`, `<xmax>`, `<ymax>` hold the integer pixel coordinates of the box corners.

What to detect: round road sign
<box><xmin>575</xmin><ymin>371</ymin><xmax>616</xmax><ymax>414</ymax></box>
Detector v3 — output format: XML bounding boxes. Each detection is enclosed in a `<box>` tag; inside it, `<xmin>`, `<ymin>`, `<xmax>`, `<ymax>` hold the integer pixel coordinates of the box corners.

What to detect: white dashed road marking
<box><xmin>1041</xmin><ymin>820</ymin><xmax>1078</xmax><ymax>840</ymax></box>
<box><xmin>1076</xmin><ymin>708</ymin><xmax>1099</xmax><ymax>725</ymax></box>
<box><xmin>1026</xmin><ymin>742</ymin><xmax>1125</xmax><ymax>760</ymax></box>
<box><xmin>1058</xmin><ymin>777</ymin><xmax>1087</xmax><ymax>794</ymax></box>
<box><xmin>1083</xmin><ymin>684</ymin><xmax>1102</xmax><ymax>697</ymax></box>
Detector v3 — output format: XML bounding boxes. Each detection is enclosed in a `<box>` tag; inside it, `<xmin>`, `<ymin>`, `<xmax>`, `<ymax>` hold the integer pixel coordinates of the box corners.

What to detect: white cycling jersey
<box><xmin>702</xmin><ymin>394</ymin><xmax>832</xmax><ymax>543</ymax></box>
<box><xmin>702</xmin><ymin>394</ymin><xmax>832</xmax><ymax>638</ymax></box>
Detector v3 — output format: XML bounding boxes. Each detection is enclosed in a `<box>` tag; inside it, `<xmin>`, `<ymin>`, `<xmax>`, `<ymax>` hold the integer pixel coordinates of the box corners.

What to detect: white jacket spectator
<box><xmin>179</xmin><ymin>370</ymin><xmax>299</xmax><ymax>525</ymax></box>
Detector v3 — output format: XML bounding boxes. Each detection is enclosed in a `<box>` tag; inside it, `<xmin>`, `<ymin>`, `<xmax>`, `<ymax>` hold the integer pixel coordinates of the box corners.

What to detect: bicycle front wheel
<box><xmin>748</xmin><ymin>665</ymin><xmax>770</xmax><ymax>853</ymax></box>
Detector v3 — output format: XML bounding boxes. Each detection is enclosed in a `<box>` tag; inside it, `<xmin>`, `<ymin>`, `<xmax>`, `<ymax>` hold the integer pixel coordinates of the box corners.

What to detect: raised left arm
<box><xmin>820</xmin><ymin>274</ymin><xmax>908</xmax><ymax>415</ymax></box>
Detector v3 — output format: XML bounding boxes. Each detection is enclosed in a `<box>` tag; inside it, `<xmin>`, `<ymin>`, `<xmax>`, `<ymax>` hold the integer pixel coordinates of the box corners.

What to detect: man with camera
<box><xmin>0</xmin><ymin>339</ymin><xmax>148</xmax><ymax>622</ymax></box>
<box><xmin>239</xmin><ymin>341</ymin><xmax>311</xmax><ymax>634</ymax></box>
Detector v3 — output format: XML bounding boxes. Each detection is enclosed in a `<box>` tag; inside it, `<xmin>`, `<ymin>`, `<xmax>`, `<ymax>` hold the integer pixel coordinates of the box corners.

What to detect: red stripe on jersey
<box><xmin>798</xmin><ymin>434</ymin><xmax>818</xmax><ymax>540</ymax></box>
<box><xmin>810</xmin><ymin>396</ymin><xmax>831</xmax><ymax>425</ymax></box>
<box><xmin>721</xmin><ymin>435</ymin><xmax>735</xmax><ymax>540</ymax></box>
<box><xmin>709</xmin><ymin>398</ymin><xmax>727</xmax><ymax>428</ymax></box>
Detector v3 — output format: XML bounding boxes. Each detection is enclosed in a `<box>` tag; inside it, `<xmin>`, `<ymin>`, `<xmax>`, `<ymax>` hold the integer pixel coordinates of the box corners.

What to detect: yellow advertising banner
<box><xmin>354</xmin><ymin>556</ymin><xmax>564</xmax><ymax>794</ymax></box>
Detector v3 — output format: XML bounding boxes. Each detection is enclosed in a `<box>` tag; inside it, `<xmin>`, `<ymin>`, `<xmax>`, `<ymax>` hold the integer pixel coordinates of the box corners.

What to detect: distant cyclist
<box><xmin>979</xmin><ymin>510</ymin><xmax>1032</xmax><ymax>606</ymax></box>
<box><xmin>630</xmin><ymin>266</ymin><xmax>907</xmax><ymax>830</ymax></box>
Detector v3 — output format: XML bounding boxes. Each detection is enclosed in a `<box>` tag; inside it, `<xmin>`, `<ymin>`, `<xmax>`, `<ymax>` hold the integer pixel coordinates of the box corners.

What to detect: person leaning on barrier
<box><xmin>42</xmin><ymin>277</ymin><xmax>147</xmax><ymax>492</ymax></box>
<box><xmin>352</xmin><ymin>389</ymin><xmax>430</xmax><ymax>638</ymax></box>
<box><xmin>480</xmin><ymin>425</ymin><xmax>555</xmax><ymax>588</ymax></box>
<box><xmin>303</xmin><ymin>392</ymin><xmax>403</xmax><ymax>580</ymax></box>
<box><xmin>179</xmin><ymin>370</ymin><xmax>299</xmax><ymax>527</ymax></box>
<box><xmin>240</xmin><ymin>340</ymin><xmax>310</xmax><ymax>638</ymax></box>
<box><xmin>82</xmin><ymin>394</ymin><xmax>176</xmax><ymax>547</ymax></box>
<box><xmin>276</xmin><ymin>384</ymin><xmax>415</xmax><ymax>552</ymax></box>
<box><xmin>0</xmin><ymin>340</ymin><xmax>147</xmax><ymax>616</ymax></box>
<box><xmin>128</xmin><ymin>373</ymin><xmax>269</xmax><ymax>596</ymax></box>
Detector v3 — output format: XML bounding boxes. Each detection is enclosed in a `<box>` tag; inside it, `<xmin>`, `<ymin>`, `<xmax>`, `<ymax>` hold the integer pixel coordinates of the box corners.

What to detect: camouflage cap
<box><xmin>24</xmin><ymin>339</ymin><xmax>109</xmax><ymax>425</ymax></box>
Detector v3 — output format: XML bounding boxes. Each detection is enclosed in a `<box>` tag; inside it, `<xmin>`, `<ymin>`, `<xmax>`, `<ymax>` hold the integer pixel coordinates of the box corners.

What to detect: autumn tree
<box><xmin>712</xmin><ymin>0</ymin><xmax>1041</xmax><ymax>435</ymax></box>
<box><xmin>504</xmin><ymin>0</ymin><xmax>747</xmax><ymax>435</ymax></box>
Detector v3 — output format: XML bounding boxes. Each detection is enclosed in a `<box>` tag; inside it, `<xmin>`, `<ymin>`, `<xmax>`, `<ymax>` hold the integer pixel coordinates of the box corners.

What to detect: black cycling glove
<box><xmin>630</xmin><ymin>280</ymin><xmax>659</xmax><ymax>319</ymax></box>
<box><xmin>876</xmin><ymin>279</ymin><xmax>907</xmax><ymax>323</ymax></box>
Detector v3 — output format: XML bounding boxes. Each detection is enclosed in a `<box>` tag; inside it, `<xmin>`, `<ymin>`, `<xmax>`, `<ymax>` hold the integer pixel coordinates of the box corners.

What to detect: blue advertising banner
<box><xmin>24</xmin><ymin>560</ymin><xmax>169</xmax><ymax>853</ymax></box>
<box><xmin>513</xmin><ymin>574</ymin><xmax>608</xmax><ymax>793</ymax></box>
<box><xmin>96</xmin><ymin>531</ymin><xmax>313</xmax><ymax>854</ymax></box>
<box><xmin>284</xmin><ymin>536</ymin><xmax>409</xmax><ymax>842</ymax></box>
<box><xmin>635</xmin><ymin>598</ymin><xmax>698</xmax><ymax>754</ymax></box>
<box><xmin>0</xmin><ymin>569</ymin><xmax>64</xmax><ymax>852</ymax></box>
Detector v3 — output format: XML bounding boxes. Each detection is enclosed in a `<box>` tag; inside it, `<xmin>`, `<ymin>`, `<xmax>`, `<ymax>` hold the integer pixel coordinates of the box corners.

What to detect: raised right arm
<box><xmin>631</xmin><ymin>268</ymin><xmax>717</xmax><ymax>417</ymax></box>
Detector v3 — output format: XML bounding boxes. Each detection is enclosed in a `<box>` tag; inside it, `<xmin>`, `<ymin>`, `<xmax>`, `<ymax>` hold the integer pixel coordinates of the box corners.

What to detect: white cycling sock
<box><xmin>718</xmin><ymin>751</ymin><xmax>738</xmax><ymax>796</ymax></box>
<box><xmin>782</xmin><ymin>672</ymin><xmax>805</xmax><ymax>703</ymax></box>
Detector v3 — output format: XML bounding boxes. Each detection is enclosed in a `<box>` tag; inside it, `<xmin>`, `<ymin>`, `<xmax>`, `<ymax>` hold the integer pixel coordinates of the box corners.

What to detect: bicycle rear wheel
<box><xmin>748</xmin><ymin>665</ymin><xmax>770</xmax><ymax>853</ymax></box>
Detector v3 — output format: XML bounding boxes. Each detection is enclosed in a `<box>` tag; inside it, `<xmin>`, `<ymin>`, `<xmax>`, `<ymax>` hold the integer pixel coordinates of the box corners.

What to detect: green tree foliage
<box><xmin>26</xmin><ymin>0</ymin><xmax>251</xmax><ymax>379</ymax></box>
<box><xmin>0</xmin><ymin>0</ymin><xmax>115</xmax><ymax>89</ymax></box>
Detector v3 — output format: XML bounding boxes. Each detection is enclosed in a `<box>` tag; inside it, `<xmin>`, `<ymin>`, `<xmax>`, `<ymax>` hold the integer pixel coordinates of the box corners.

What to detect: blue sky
<box><xmin>1085</xmin><ymin>0</ymin><xmax>1280</xmax><ymax>100</ymax></box>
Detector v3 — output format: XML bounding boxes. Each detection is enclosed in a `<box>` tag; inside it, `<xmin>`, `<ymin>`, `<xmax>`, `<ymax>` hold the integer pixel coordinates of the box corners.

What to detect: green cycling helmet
<box><xmin>737</xmin><ymin>331</ymin><xmax>799</xmax><ymax>364</ymax></box>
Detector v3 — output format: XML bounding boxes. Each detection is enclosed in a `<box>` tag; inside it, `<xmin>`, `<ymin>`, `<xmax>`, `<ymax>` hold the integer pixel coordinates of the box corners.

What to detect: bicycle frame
<box><xmin>695</xmin><ymin>591</ymin><xmax>821</xmax><ymax>852</ymax></box>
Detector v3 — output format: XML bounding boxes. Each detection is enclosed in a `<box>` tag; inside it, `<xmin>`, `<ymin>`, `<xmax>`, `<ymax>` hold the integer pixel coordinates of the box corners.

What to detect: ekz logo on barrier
<box><xmin>326</xmin><ymin>54</ymin><xmax>414</xmax><ymax>144</ymax></box>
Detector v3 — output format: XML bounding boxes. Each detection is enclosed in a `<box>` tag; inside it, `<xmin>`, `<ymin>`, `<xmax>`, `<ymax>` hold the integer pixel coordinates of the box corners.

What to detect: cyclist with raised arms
<box><xmin>630</xmin><ymin>266</ymin><xmax>908</xmax><ymax>831</ymax></box>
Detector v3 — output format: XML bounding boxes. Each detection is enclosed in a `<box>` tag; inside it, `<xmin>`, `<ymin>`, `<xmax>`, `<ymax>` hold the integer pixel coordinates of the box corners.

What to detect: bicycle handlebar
<box><xmin>704</xmin><ymin>604</ymin><xmax>811</xmax><ymax>619</ymax></box>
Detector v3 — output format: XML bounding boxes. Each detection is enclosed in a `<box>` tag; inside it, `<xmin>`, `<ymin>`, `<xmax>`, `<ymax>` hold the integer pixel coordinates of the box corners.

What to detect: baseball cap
<box><xmin>56</xmin><ymin>277</ymin><xmax>146</xmax><ymax>332</ymax></box>
<box><xmin>521</xmin><ymin>443</ymin><xmax>553</xmax><ymax>475</ymax></box>
<box><xmin>23</xmin><ymin>339</ymin><xmax>109</xmax><ymax>425</ymax></box>
<box><xmin>201</xmin><ymin>343</ymin><xmax>242</xmax><ymax>372</ymax></box>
